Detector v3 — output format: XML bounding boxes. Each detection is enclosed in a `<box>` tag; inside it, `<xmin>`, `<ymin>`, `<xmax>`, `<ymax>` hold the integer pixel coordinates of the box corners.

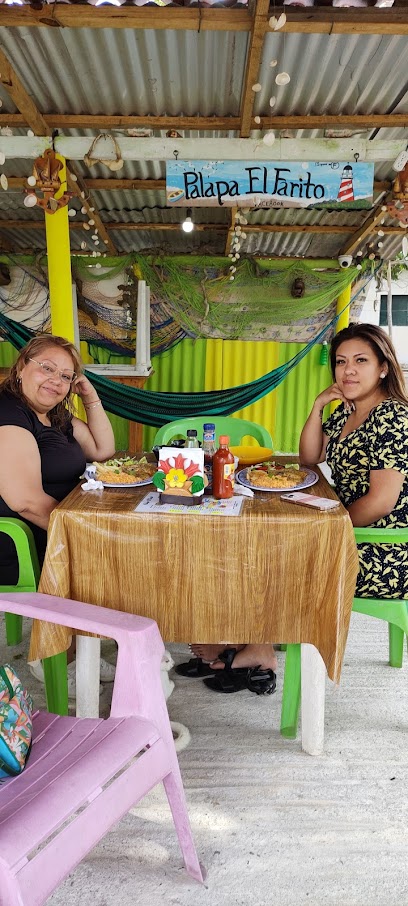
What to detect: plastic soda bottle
<box><xmin>202</xmin><ymin>422</ymin><xmax>216</xmax><ymax>492</ymax></box>
<box><xmin>212</xmin><ymin>435</ymin><xmax>235</xmax><ymax>499</ymax></box>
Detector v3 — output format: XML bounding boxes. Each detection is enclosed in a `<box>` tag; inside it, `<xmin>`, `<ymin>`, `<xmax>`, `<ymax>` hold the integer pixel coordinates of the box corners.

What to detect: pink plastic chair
<box><xmin>0</xmin><ymin>592</ymin><xmax>203</xmax><ymax>905</ymax></box>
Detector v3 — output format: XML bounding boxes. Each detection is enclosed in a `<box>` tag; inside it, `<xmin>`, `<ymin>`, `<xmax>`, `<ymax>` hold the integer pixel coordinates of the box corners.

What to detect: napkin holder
<box><xmin>152</xmin><ymin>447</ymin><xmax>205</xmax><ymax>506</ymax></box>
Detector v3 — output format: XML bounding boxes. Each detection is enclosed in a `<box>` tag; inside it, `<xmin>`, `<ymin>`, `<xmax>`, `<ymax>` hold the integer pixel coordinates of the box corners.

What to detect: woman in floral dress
<box><xmin>300</xmin><ymin>323</ymin><xmax>408</xmax><ymax>598</ymax></box>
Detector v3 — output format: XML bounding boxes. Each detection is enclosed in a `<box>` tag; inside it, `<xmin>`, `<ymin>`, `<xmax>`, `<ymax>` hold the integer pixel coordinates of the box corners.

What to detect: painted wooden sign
<box><xmin>166</xmin><ymin>160</ymin><xmax>374</xmax><ymax>209</ymax></box>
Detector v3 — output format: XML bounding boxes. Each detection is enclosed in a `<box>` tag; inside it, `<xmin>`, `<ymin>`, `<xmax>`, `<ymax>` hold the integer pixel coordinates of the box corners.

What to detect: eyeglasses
<box><xmin>29</xmin><ymin>358</ymin><xmax>77</xmax><ymax>386</ymax></box>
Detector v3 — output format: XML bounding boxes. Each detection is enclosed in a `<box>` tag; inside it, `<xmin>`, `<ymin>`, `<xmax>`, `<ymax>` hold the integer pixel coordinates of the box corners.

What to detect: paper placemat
<box><xmin>135</xmin><ymin>491</ymin><xmax>244</xmax><ymax>516</ymax></box>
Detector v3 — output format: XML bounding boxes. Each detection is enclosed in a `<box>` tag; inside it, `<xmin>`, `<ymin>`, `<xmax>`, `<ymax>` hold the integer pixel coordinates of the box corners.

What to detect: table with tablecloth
<box><xmin>30</xmin><ymin>468</ymin><xmax>358</xmax><ymax>692</ymax></box>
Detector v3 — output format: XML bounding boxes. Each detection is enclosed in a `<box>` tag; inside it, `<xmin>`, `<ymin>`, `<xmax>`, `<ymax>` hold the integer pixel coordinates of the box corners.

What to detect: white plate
<box><xmin>236</xmin><ymin>466</ymin><xmax>319</xmax><ymax>493</ymax></box>
<box><xmin>102</xmin><ymin>477</ymin><xmax>153</xmax><ymax>489</ymax></box>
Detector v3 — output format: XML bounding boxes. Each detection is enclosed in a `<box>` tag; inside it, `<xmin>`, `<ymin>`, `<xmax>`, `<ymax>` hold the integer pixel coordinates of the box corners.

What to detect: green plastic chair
<box><xmin>0</xmin><ymin>517</ymin><xmax>69</xmax><ymax>716</ymax></box>
<box><xmin>0</xmin><ymin>518</ymin><xmax>40</xmax><ymax>646</ymax></box>
<box><xmin>352</xmin><ymin>527</ymin><xmax>408</xmax><ymax>667</ymax></box>
<box><xmin>279</xmin><ymin>526</ymin><xmax>408</xmax><ymax>739</ymax></box>
<box><xmin>153</xmin><ymin>416</ymin><xmax>273</xmax><ymax>448</ymax></box>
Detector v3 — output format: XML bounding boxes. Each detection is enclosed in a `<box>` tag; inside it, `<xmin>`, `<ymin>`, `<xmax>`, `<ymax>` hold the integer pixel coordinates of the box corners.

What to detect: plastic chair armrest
<box><xmin>0</xmin><ymin>592</ymin><xmax>155</xmax><ymax>646</ymax></box>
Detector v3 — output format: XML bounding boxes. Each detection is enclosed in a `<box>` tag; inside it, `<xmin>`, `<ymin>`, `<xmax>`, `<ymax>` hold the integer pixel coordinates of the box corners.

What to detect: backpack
<box><xmin>0</xmin><ymin>665</ymin><xmax>33</xmax><ymax>779</ymax></box>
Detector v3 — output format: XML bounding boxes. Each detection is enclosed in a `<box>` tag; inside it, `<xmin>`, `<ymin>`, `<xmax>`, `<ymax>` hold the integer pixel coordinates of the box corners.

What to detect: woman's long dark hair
<box><xmin>330</xmin><ymin>323</ymin><xmax>408</xmax><ymax>406</ymax></box>
<box><xmin>1</xmin><ymin>334</ymin><xmax>83</xmax><ymax>430</ymax></box>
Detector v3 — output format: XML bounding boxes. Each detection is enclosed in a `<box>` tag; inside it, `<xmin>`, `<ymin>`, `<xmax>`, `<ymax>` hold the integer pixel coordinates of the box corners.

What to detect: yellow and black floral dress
<box><xmin>323</xmin><ymin>399</ymin><xmax>408</xmax><ymax>599</ymax></box>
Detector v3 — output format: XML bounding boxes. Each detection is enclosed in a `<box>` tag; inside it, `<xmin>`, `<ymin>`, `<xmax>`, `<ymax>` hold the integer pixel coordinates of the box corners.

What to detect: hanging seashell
<box><xmin>27</xmin><ymin>130</ymin><xmax>34</xmax><ymax>138</ymax></box>
<box><xmin>269</xmin><ymin>96</ymin><xmax>276</xmax><ymax>108</ymax></box>
<box><xmin>0</xmin><ymin>173</ymin><xmax>8</xmax><ymax>191</ymax></box>
<box><xmin>70</xmin><ymin>173</ymin><xmax>78</xmax><ymax>182</ymax></box>
<box><xmin>254</xmin><ymin>116</ymin><xmax>261</xmax><ymax>125</ymax></box>
<box><xmin>24</xmin><ymin>193</ymin><xmax>37</xmax><ymax>208</ymax></box>
<box><xmin>269</xmin><ymin>13</ymin><xmax>286</xmax><ymax>31</ymax></box>
<box><xmin>263</xmin><ymin>131</ymin><xmax>276</xmax><ymax>146</ymax></box>
<box><xmin>68</xmin><ymin>208</ymin><xmax>76</xmax><ymax>217</ymax></box>
<box><xmin>0</xmin><ymin>152</ymin><xmax>5</xmax><ymax>166</ymax></box>
<box><xmin>83</xmin><ymin>223</ymin><xmax>91</xmax><ymax>230</ymax></box>
<box><xmin>88</xmin><ymin>219</ymin><xmax>95</xmax><ymax>226</ymax></box>
<box><xmin>251</xmin><ymin>83</ymin><xmax>262</xmax><ymax>93</ymax></box>
<box><xmin>269</xmin><ymin>60</ymin><xmax>278</xmax><ymax>68</ymax></box>
<box><xmin>275</xmin><ymin>72</ymin><xmax>291</xmax><ymax>86</ymax></box>
<box><xmin>402</xmin><ymin>236</ymin><xmax>408</xmax><ymax>258</ymax></box>
<box><xmin>81</xmin><ymin>206</ymin><xmax>87</xmax><ymax>214</ymax></box>
<box><xmin>377</xmin><ymin>230</ymin><xmax>384</xmax><ymax>237</ymax></box>
<box><xmin>80</xmin><ymin>241</ymin><xmax>87</xmax><ymax>250</ymax></box>
<box><xmin>27</xmin><ymin>175</ymin><xmax>37</xmax><ymax>187</ymax></box>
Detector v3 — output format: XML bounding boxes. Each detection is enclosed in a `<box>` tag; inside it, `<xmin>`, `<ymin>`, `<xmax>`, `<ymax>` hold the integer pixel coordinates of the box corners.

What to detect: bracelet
<box><xmin>84</xmin><ymin>399</ymin><xmax>102</xmax><ymax>410</ymax></box>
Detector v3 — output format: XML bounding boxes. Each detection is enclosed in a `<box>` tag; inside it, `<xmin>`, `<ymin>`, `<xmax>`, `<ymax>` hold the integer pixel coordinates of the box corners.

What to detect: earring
<box><xmin>380</xmin><ymin>372</ymin><xmax>386</xmax><ymax>379</ymax></box>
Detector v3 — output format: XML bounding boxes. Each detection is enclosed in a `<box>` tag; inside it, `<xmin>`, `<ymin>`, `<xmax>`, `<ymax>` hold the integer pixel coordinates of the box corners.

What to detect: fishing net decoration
<box><xmin>0</xmin><ymin>253</ymin><xmax>364</xmax><ymax>348</ymax></box>
<box><xmin>130</xmin><ymin>255</ymin><xmax>364</xmax><ymax>338</ymax></box>
<box><xmin>0</xmin><ymin>259</ymin><xmax>375</xmax><ymax>428</ymax></box>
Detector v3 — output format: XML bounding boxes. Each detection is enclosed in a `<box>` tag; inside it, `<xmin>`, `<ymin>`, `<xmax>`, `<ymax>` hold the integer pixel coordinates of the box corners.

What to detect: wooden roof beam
<box><xmin>2</xmin><ymin>221</ymin><xmax>403</xmax><ymax>236</ymax></box>
<box><xmin>0</xmin><ymin>6</ymin><xmax>407</xmax><ymax>36</ymax></box>
<box><xmin>0</xmin><ymin>7</ymin><xmax>251</xmax><ymax>31</ymax></box>
<box><xmin>339</xmin><ymin>196</ymin><xmax>392</xmax><ymax>255</ymax></box>
<box><xmin>240</xmin><ymin>0</ymin><xmax>270</xmax><ymax>139</ymax></box>
<box><xmin>0</xmin><ymin>47</ymin><xmax>49</xmax><ymax>136</ymax></box>
<box><xmin>1</xmin><ymin>114</ymin><xmax>408</xmax><ymax>132</ymax></box>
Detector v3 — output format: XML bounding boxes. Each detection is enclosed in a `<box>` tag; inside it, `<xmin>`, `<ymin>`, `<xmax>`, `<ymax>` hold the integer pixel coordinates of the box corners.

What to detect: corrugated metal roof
<box><xmin>0</xmin><ymin>16</ymin><xmax>407</xmax><ymax>262</ymax></box>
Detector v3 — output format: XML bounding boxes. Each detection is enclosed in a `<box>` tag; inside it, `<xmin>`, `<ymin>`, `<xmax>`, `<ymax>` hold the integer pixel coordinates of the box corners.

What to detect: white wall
<box><xmin>359</xmin><ymin>269</ymin><xmax>408</xmax><ymax>367</ymax></box>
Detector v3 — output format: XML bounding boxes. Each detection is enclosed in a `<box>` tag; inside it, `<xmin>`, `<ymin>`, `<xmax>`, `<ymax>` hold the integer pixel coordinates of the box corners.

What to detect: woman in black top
<box><xmin>0</xmin><ymin>333</ymin><xmax>115</xmax><ymax>583</ymax></box>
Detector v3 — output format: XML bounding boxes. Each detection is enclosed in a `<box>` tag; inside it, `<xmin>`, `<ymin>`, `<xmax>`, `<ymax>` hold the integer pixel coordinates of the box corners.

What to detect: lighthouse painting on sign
<box><xmin>167</xmin><ymin>160</ymin><xmax>374</xmax><ymax>210</ymax></box>
<box><xmin>337</xmin><ymin>164</ymin><xmax>355</xmax><ymax>202</ymax></box>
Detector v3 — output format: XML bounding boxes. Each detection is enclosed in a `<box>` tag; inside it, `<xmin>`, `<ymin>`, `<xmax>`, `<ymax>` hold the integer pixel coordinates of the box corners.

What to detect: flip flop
<box><xmin>174</xmin><ymin>657</ymin><xmax>217</xmax><ymax>678</ymax></box>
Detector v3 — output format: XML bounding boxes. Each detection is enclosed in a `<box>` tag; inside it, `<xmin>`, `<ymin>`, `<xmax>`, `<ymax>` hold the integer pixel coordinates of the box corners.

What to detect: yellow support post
<box><xmin>335</xmin><ymin>285</ymin><xmax>351</xmax><ymax>335</ymax></box>
<box><xmin>44</xmin><ymin>154</ymin><xmax>75</xmax><ymax>343</ymax></box>
<box><xmin>330</xmin><ymin>284</ymin><xmax>351</xmax><ymax>413</ymax></box>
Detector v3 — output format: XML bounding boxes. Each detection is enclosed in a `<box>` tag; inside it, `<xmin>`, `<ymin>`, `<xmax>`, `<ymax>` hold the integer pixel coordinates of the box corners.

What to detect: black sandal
<box><xmin>246</xmin><ymin>667</ymin><xmax>276</xmax><ymax>696</ymax></box>
<box><xmin>203</xmin><ymin>648</ymin><xmax>258</xmax><ymax>694</ymax></box>
<box><xmin>174</xmin><ymin>657</ymin><xmax>217</xmax><ymax>678</ymax></box>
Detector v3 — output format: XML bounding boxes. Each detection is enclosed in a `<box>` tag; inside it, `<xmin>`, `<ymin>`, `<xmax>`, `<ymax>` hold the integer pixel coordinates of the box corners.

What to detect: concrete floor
<box><xmin>1</xmin><ymin>612</ymin><xmax>407</xmax><ymax>906</ymax></box>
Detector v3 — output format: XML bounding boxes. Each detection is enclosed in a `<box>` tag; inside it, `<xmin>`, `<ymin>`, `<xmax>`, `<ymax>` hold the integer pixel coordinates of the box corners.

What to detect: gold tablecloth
<box><xmin>30</xmin><ymin>468</ymin><xmax>359</xmax><ymax>683</ymax></box>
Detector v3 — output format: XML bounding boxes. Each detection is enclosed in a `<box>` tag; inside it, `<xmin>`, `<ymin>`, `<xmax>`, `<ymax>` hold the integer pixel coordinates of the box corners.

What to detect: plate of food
<box><xmin>237</xmin><ymin>462</ymin><xmax>318</xmax><ymax>493</ymax></box>
<box><xmin>93</xmin><ymin>456</ymin><xmax>157</xmax><ymax>488</ymax></box>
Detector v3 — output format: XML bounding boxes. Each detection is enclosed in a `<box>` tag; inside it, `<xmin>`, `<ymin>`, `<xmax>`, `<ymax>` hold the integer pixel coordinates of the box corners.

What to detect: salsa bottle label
<box><xmin>223</xmin><ymin>463</ymin><xmax>235</xmax><ymax>487</ymax></box>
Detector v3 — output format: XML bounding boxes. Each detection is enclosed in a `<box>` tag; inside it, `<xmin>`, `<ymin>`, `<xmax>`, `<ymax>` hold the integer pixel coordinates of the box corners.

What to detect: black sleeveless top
<box><xmin>0</xmin><ymin>390</ymin><xmax>86</xmax><ymax>584</ymax></box>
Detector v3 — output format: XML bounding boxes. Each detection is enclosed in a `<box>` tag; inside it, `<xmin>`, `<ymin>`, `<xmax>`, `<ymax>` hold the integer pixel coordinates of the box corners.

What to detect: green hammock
<box><xmin>0</xmin><ymin>310</ymin><xmax>333</xmax><ymax>426</ymax></box>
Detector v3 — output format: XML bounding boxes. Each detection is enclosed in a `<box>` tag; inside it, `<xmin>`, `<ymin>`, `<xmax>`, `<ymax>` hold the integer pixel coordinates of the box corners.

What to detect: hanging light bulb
<box><xmin>182</xmin><ymin>209</ymin><xmax>194</xmax><ymax>233</ymax></box>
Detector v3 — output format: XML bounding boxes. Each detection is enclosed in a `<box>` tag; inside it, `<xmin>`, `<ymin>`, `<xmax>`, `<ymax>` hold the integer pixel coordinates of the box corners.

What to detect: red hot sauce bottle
<box><xmin>212</xmin><ymin>435</ymin><xmax>235</xmax><ymax>499</ymax></box>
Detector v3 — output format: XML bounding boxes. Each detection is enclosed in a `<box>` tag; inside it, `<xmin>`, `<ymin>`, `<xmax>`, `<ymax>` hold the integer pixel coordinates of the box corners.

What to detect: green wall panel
<box><xmin>274</xmin><ymin>343</ymin><xmax>332</xmax><ymax>453</ymax></box>
<box><xmin>142</xmin><ymin>338</ymin><xmax>207</xmax><ymax>450</ymax></box>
